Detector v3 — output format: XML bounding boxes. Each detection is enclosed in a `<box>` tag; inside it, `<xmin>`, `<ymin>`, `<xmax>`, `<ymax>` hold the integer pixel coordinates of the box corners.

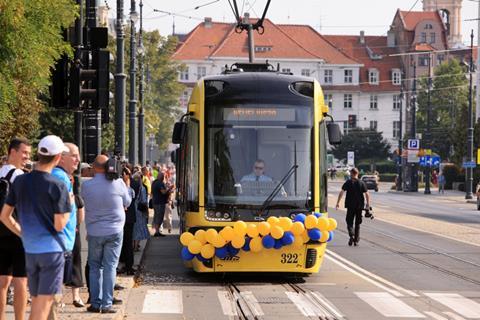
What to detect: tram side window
<box><xmin>186</xmin><ymin>120</ymin><xmax>199</xmax><ymax>211</ymax></box>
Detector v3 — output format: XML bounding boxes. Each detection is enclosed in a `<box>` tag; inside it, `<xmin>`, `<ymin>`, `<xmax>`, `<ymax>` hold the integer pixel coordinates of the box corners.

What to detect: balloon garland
<box><xmin>179</xmin><ymin>213</ymin><xmax>337</xmax><ymax>261</ymax></box>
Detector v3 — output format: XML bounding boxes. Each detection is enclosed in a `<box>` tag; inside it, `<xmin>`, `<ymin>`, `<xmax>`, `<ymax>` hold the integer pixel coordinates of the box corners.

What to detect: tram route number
<box><xmin>280</xmin><ymin>253</ymin><xmax>299</xmax><ymax>264</ymax></box>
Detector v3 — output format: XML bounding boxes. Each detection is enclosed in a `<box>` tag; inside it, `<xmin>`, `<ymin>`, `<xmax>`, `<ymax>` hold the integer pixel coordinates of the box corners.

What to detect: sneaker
<box><xmin>86</xmin><ymin>305</ymin><xmax>101</xmax><ymax>313</ymax></box>
<box><xmin>101</xmin><ymin>307</ymin><xmax>117</xmax><ymax>314</ymax></box>
<box><xmin>348</xmin><ymin>238</ymin><xmax>353</xmax><ymax>246</ymax></box>
<box><xmin>113</xmin><ymin>298</ymin><xmax>123</xmax><ymax>305</ymax></box>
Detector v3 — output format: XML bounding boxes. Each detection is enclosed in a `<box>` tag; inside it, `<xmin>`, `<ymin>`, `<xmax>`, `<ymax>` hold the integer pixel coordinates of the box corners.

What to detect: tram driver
<box><xmin>240</xmin><ymin>159</ymin><xmax>273</xmax><ymax>182</ymax></box>
<box><xmin>239</xmin><ymin>159</ymin><xmax>287</xmax><ymax>197</ymax></box>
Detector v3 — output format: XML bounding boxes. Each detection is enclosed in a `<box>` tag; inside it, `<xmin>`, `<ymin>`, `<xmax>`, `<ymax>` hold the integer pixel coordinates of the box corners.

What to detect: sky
<box><xmin>105</xmin><ymin>0</ymin><xmax>480</xmax><ymax>44</ymax></box>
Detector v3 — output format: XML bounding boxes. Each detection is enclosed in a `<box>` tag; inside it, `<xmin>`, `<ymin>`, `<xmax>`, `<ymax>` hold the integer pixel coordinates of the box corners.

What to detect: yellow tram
<box><xmin>172</xmin><ymin>63</ymin><xmax>341</xmax><ymax>273</ymax></box>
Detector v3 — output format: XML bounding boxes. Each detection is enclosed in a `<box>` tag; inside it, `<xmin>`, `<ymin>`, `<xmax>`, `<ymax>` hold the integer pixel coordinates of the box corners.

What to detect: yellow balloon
<box><xmin>267</xmin><ymin>216</ymin><xmax>279</xmax><ymax>226</ymax></box>
<box><xmin>257</xmin><ymin>222</ymin><xmax>271</xmax><ymax>236</ymax></box>
<box><xmin>291</xmin><ymin>221</ymin><xmax>305</xmax><ymax>236</ymax></box>
<box><xmin>231</xmin><ymin>234</ymin><xmax>246</xmax><ymax>249</ymax></box>
<box><xmin>220</xmin><ymin>226</ymin><xmax>235</xmax><ymax>241</ymax></box>
<box><xmin>278</xmin><ymin>217</ymin><xmax>293</xmax><ymax>231</ymax></box>
<box><xmin>212</xmin><ymin>234</ymin><xmax>227</xmax><ymax>248</ymax></box>
<box><xmin>200</xmin><ymin>244</ymin><xmax>215</xmax><ymax>259</ymax></box>
<box><xmin>179</xmin><ymin>232</ymin><xmax>194</xmax><ymax>246</ymax></box>
<box><xmin>233</xmin><ymin>221</ymin><xmax>248</xmax><ymax>236</ymax></box>
<box><xmin>246</xmin><ymin>224</ymin><xmax>259</xmax><ymax>238</ymax></box>
<box><xmin>188</xmin><ymin>239</ymin><xmax>202</xmax><ymax>254</ymax></box>
<box><xmin>317</xmin><ymin>217</ymin><xmax>330</xmax><ymax>232</ymax></box>
<box><xmin>194</xmin><ymin>230</ymin><xmax>207</xmax><ymax>244</ymax></box>
<box><xmin>327</xmin><ymin>218</ymin><xmax>338</xmax><ymax>231</ymax></box>
<box><xmin>320</xmin><ymin>231</ymin><xmax>329</xmax><ymax>242</ymax></box>
<box><xmin>305</xmin><ymin>215</ymin><xmax>318</xmax><ymax>229</ymax></box>
<box><xmin>205</xmin><ymin>229</ymin><xmax>218</xmax><ymax>244</ymax></box>
<box><xmin>292</xmin><ymin>236</ymin><xmax>304</xmax><ymax>248</ymax></box>
<box><xmin>271</xmin><ymin>225</ymin><xmax>284</xmax><ymax>239</ymax></box>
<box><xmin>250</xmin><ymin>237</ymin><xmax>263</xmax><ymax>252</ymax></box>
<box><xmin>301</xmin><ymin>230</ymin><xmax>310</xmax><ymax>243</ymax></box>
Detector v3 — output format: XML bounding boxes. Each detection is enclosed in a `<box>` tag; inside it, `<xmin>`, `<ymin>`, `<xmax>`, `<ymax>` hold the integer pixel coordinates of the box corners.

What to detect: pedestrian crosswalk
<box><xmin>140</xmin><ymin>289</ymin><xmax>480</xmax><ymax>319</ymax></box>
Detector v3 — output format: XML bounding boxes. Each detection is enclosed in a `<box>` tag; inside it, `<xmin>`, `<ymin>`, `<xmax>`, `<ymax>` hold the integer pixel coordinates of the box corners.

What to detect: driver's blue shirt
<box><xmin>240</xmin><ymin>174</ymin><xmax>273</xmax><ymax>182</ymax></box>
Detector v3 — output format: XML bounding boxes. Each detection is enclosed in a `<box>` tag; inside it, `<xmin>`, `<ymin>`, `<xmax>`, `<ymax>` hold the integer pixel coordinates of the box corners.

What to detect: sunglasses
<box><xmin>254</xmin><ymin>166</ymin><xmax>264</xmax><ymax>170</ymax></box>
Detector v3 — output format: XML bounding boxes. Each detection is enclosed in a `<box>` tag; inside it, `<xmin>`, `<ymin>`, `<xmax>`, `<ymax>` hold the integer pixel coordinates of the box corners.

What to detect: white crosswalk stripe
<box><xmin>217</xmin><ymin>290</ymin><xmax>238</xmax><ymax>316</ymax></box>
<box><xmin>424</xmin><ymin>311</ymin><xmax>448</xmax><ymax>320</ymax></box>
<box><xmin>425</xmin><ymin>293</ymin><xmax>480</xmax><ymax>319</ymax></box>
<box><xmin>442</xmin><ymin>312</ymin><xmax>467</xmax><ymax>320</ymax></box>
<box><xmin>355</xmin><ymin>292</ymin><xmax>425</xmax><ymax>318</ymax></box>
<box><xmin>142</xmin><ymin>289</ymin><xmax>183</xmax><ymax>314</ymax></box>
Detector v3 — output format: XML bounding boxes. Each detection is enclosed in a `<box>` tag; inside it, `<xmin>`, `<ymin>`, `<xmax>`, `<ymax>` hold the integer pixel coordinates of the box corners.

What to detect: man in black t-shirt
<box><xmin>151</xmin><ymin>172</ymin><xmax>173</xmax><ymax>237</ymax></box>
<box><xmin>335</xmin><ymin>168</ymin><xmax>370</xmax><ymax>246</ymax></box>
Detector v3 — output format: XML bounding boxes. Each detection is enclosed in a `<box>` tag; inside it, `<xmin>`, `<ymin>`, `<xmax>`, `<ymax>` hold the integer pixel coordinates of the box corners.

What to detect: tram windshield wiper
<box><xmin>257</xmin><ymin>164</ymin><xmax>298</xmax><ymax>216</ymax></box>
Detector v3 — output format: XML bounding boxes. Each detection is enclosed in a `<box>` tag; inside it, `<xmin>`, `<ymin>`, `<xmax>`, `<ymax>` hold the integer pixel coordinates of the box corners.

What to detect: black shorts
<box><xmin>0</xmin><ymin>236</ymin><xmax>27</xmax><ymax>277</ymax></box>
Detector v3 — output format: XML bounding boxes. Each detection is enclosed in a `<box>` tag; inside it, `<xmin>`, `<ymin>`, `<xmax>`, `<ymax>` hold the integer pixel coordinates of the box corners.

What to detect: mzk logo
<box><xmin>220</xmin><ymin>255</ymin><xmax>240</xmax><ymax>262</ymax></box>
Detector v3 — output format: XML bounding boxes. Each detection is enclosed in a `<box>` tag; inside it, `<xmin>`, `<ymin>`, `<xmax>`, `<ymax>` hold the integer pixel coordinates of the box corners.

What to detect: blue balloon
<box><xmin>313</xmin><ymin>212</ymin><xmax>322</xmax><ymax>218</ymax></box>
<box><xmin>227</xmin><ymin>244</ymin><xmax>240</xmax><ymax>256</ymax></box>
<box><xmin>242</xmin><ymin>237</ymin><xmax>251</xmax><ymax>251</ymax></box>
<box><xmin>181</xmin><ymin>247</ymin><xmax>195</xmax><ymax>261</ymax></box>
<box><xmin>196</xmin><ymin>254</ymin><xmax>208</xmax><ymax>262</ymax></box>
<box><xmin>308</xmin><ymin>228</ymin><xmax>321</xmax><ymax>241</ymax></box>
<box><xmin>262</xmin><ymin>235</ymin><xmax>275</xmax><ymax>249</ymax></box>
<box><xmin>274</xmin><ymin>239</ymin><xmax>283</xmax><ymax>249</ymax></box>
<box><xmin>281</xmin><ymin>231</ymin><xmax>295</xmax><ymax>245</ymax></box>
<box><xmin>215</xmin><ymin>247</ymin><xmax>228</xmax><ymax>259</ymax></box>
<box><xmin>327</xmin><ymin>231</ymin><xmax>334</xmax><ymax>242</ymax></box>
<box><xmin>293</xmin><ymin>213</ymin><xmax>306</xmax><ymax>223</ymax></box>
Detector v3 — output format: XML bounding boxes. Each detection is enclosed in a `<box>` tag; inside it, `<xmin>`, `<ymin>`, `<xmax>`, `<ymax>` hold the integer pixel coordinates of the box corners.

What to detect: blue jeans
<box><xmin>87</xmin><ymin>232</ymin><xmax>123</xmax><ymax>309</ymax></box>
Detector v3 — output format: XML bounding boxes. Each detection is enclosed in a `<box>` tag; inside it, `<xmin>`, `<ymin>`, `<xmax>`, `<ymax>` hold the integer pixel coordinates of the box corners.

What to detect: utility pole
<box><xmin>397</xmin><ymin>77</ymin><xmax>404</xmax><ymax>191</ymax></box>
<box><xmin>466</xmin><ymin>30</ymin><xmax>474</xmax><ymax>199</ymax></box>
<box><xmin>74</xmin><ymin>0</ymin><xmax>83</xmax><ymax>157</ymax></box>
<box><xmin>128</xmin><ymin>0</ymin><xmax>138</xmax><ymax>164</ymax></box>
<box><xmin>138</xmin><ymin>0</ymin><xmax>146</xmax><ymax>165</ymax></box>
<box><xmin>424</xmin><ymin>52</ymin><xmax>433</xmax><ymax>195</ymax></box>
<box><xmin>115</xmin><ymin>0</ymin><xmax>126</xmax><ymax>159</ymax></box>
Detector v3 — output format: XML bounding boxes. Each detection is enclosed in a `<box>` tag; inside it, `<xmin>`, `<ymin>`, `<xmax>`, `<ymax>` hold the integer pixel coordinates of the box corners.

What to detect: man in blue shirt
<box><xmin>81</xmin><ymin>155</ymin><xmax>132</xmax><ymax>314</ymax></box>
<box><xmin>0</xmin><ymin>135</ymin><xmax>71</xmax><ymax>320</ymax></box>
<box><xmin>241</xmin><ymin>159</ymin><xmax>273</xmax><ymax>182</ymax></box>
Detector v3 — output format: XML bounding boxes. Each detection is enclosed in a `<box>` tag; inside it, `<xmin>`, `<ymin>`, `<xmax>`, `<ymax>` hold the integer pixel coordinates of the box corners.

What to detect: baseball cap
<box><xmin>38</xmin><ymin>135</ymin><xmax>69</xmax><ymax>156</ymax></box>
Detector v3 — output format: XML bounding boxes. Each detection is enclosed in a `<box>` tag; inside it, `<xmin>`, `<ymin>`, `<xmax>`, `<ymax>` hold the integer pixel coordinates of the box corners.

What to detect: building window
<box><xmin>393</xmin><ymin>95</ymin><xmax>401</xmax><ymax>110</ymax></box>
<box><xmin>393</xmin><ymin>121</ymin><xmax>400</xmax><ymax>138</ymax></box>
<box><xmin>254</xmin><ymin>46</ymin><xmax>272</xmax><ymax>52</ymax></box>
<box><xmin>370</xmin><ymin>95</ymin><xmax>378</xmax><ymax>110</ymax></box>
<box><xmin>370</xmin><ymin>121</ymin><xmax>378</xmax><ymax>131</ymax></box>
<box><xmin>369</xmin><ymin>70</ymin><xmax>379</xmax><ymax>85</ymax></box>
<box><xmin>430</xmin><ymin>32</ymin><xmax>436</xmax><ymax>44</ymax></box>
<box><xmin>344</xmin><ymin>94</ymin><xmax>352</xmax><ymax>108</ymax></box>
<box><xmin>197</xmin><ymin>66</ymin><xmax>206</xmax><ymax>80</ymax></box>
<box><xmin>180</xmin><ymin>67</ymin><xmax>189</xmax><ymax>81</ymax></box>
<box><xmin>425</xmin><ymin>23</ymin><xmax>433</xmax><ymax>29</ymax></box>
<box><xmin>421</xmin><ymin>32</ymin><xmax>427</xmax><ymax>43</ymax></box>
<box><xmin>392</xmin><ymin>70</ymin><xmax>401</xmax><ymax>85</ymax></box>
<box><xmin>324</xmin><ymin>94</ymin><xmax>333</xmax><ymax>109</ymax></box>
<box><xmin>344</xmin><ymin>69</ymin><xmax>353</xmax><ymax>83</ymax></box>
<box><xmin>437</xmin><ymin>54</ymin><xmax>445</xmax><ymax>65</ymax></box>
<box><xmin>301</xmin><ymin>69</ymin><xmax>310</xmax><ymax>77</ymax></box>
<box><xmin>324</xmin><ymin>70</ymin><xmax>333</xmax><ymax>84</ymax></box>
<box><xmin>419</xmin><ymin>55</ymin><xmax>429</xmax><ymax>67</ymax></box>
<box><xmin>343</xmin><ymin>121</ymin><xmax>349</xmax><ymax>134</ymax></box>
<box><xmin>282</xmin><ymin>68</ymin><xmax>291</xmax><ymax>73</ymax></box>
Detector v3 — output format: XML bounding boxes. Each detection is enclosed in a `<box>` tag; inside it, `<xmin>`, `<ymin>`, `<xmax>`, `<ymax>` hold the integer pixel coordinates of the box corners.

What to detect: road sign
<box><xmin>462</xmin><ymin>161</ymin><xmax>477</xmax><ymax>168</ymax></box>
<box><xmin>407</xmin><ymin>139</ymin><xmax>420</xmax><ymax>150</ymax></box>
<box><xmin>347</xmin><ymin>151</ymin><xmax>355</xmax><ymax>166</ymax></box>
<box><xmin>432</xmin><ymin>156</ymin><xmax>440</xmax><ymax>167</ymax></box>
<box><xmin>407</xmin><ymin>150</ymin><xmax>419</xmax><ymax>163</ymax></box>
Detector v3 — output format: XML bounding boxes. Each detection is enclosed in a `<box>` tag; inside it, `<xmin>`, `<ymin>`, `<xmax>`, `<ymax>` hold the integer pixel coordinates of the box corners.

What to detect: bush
<box><xmin>379</xmin><ymin>173</ymin><xmax>397</xmax><ymax>182</ymax></box>
<box><xmin>442</xmin><ymin>164</ymin><xmax>460</xmax><ymax>189</ymax></box>
<box><xmin>357</xmin><ymin>160</ymin><xmax>397</xmax><ymax>174</ymax></box>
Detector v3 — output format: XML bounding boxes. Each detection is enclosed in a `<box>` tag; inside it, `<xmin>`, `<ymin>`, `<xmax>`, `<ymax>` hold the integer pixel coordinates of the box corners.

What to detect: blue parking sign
<box><xmin>408</xmin><ymin>139</ymin><xmax>420</xmax><ymax>150</ymax></box>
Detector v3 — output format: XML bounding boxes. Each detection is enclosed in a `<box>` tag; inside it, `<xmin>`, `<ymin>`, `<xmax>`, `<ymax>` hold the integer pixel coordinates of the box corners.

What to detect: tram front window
<box><xmin>205</xmin><ymin>105</ymin><xmax>313</xmax><ymax>218</ymax></box>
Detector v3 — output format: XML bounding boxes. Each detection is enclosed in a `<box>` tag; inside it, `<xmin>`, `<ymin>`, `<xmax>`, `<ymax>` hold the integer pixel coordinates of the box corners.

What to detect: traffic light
<box><xmin>50</xmin><ymin>55</ymin><xmax>69</xmax><ymax>109</ymax></box>
<box><xmin>348</xmin><ymin>114</ymin><xmax>356</xmax><ymax>128</ymax></box>
<box><xmin>92</xmin><ymin>49</ymin><xmax>110</xmax><ymax>110</ymax></box>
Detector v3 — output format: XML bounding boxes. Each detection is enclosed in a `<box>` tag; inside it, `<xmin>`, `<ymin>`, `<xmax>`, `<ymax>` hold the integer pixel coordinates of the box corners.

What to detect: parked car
<box><xmin>361</xmin><ymin>175</ymin><xmax>379</xmax><ymax>192</ymax></box>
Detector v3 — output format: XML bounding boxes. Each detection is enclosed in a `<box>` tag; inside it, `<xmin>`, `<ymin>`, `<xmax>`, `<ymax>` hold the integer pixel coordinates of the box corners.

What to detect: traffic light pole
<box><xmin>74</xmin><ymin>0</ymin><xmax>84</xmax><ymax>157</ymax></box>
<box><xmin>138</xmin><ymin>0</ymin><xmax>146</xmax><ymax>165</ymax></box>
<box><xmin>128</xmin><ymin>0</ymin><xmax>138</xmax><ymax>165</ymax></box>
<box><xmin>466</xmin><ymin>30</ymin><xmax>474</xmax><ymax>199</ymax></box>
<box><xmin>115</xmin><ymin>0</ymin><xmax>126</xmax><ymax>159</ymax></box>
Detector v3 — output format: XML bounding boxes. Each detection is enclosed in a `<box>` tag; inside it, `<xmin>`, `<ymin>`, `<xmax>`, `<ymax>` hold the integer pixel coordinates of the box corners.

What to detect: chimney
<box><xmin>204</xmin><ymin>17</ymin><xmax>213</xmax><ymax>28</ymax></box>
<box><xmin>387</xmin><ymin>29</ymin><xmax>396</xmax><ymax>48</ymax></box>
<box><xmin>359</xmin><ymin>31</ymin><xmax>365</xmax><ymax>45</ymax></box>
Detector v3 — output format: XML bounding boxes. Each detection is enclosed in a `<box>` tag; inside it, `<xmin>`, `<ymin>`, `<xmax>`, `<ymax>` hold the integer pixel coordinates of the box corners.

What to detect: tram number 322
<box><xmin>280</xmin><ymin>253</ymin><xmax>299</xmax><ymax>264</ymax></box>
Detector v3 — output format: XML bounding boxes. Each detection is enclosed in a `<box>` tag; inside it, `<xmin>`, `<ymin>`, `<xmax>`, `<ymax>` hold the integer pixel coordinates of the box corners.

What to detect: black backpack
<box><xmin>0</xmin><ymin>168</ymin><xmax>17</xmax><ymax>237</ymax></box>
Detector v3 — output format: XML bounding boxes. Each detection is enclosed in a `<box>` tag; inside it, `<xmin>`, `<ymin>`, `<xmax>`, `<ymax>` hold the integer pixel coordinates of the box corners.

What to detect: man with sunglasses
<box><xmin>241</xmin><ymin>159</ymin><xmax>273</xmax><ymax>182</ymax></box>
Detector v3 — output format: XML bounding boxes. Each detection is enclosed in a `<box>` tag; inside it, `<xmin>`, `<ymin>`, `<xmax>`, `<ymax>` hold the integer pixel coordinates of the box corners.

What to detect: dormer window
<box><xmin>392</xmin><ymin>69</ymin><xmax>401</xmax><ymax>85</ymax></box>
<box><xmin>425</xmin><ymin>23</ymin><xmax>433</xmax><ymax>30</ymax></box>
<box><xmin>369</xmin><ymin>69</ymin><xmax>379</xmax><ymax>85</ymax></box>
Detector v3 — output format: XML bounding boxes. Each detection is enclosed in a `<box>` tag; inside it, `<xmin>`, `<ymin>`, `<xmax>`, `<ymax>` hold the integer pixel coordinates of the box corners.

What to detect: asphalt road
<box><xmin>124</xmin><ymin>183</ymin><xmax>480</xmax><ymax>320</ymax></box>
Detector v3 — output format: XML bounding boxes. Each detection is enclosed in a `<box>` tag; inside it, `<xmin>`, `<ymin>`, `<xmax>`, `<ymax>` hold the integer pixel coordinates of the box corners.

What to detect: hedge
<box><xmin>357</xmin><ymin>160</ymin><xmax>397</xmax><ymax>174</ymax></box>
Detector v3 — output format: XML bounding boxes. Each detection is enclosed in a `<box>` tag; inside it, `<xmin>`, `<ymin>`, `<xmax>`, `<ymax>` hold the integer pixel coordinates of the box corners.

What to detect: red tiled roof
<box><xmin>414</xmin><ymin>43</ymin><xmax>436</xmax><ymax>51</ymax></box>
<box><xmin>398</xmin><ymin>10</ymin><xmax>444</xmax><ymax>31</ymax></box>
<box><xmin>324</xmin><ymin>35</ymin><xmax>402</xmax><ymax>92</ymax></box>
<box><xmin>173</xmin><ymin>19</ymin><xmax>359</xmax><ymax>64</ymax></box>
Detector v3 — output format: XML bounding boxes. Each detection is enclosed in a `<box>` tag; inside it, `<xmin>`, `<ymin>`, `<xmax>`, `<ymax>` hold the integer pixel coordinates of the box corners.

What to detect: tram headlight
<box><xmin>205</xmin><ymin>210</ymin><xmax>233</xmax><ymax>221</ymax></box>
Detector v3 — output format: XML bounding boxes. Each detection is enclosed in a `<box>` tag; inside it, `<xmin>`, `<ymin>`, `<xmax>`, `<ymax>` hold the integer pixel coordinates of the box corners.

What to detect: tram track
<box><xmin>335</xmin><ymin>225</ymin><xmax>480</xmax><ymax>286</ymax></box>
<box><xmin>224</xmin><ymin>282</ymin><xmax>264</xmax><ymax>320</ymax></box>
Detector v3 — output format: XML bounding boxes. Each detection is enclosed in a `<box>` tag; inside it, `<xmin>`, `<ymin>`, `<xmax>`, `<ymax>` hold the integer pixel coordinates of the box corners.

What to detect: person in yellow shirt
<box><xmin>141</xmin><ymin>167</ymin><xmax>151</xmax><ymax>196</ymax></box>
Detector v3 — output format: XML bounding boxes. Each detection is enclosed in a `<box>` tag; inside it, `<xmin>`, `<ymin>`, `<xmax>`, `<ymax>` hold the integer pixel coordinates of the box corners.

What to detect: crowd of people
<box><xmin>0</xmin><ymin>136</ymin><xmax>176</xmax><ymax>319</ymax></box>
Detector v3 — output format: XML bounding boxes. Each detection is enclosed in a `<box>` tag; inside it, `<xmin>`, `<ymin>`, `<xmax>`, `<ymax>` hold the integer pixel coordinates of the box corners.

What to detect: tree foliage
<box><xmin>0</xmin><ymin>0</ymin><xmax>77</xmax><ymax>153</ymax></box>
<box><xmin>330</xmin><ymin>128</ymin><xmax>391</xmax><ymax>163</ymax></box>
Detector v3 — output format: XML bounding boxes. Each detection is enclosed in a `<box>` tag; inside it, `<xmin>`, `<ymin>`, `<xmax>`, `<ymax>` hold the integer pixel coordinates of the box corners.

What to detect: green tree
<box><xmin>330</xmin><ymin>128</ymin><xmax>391</xmax><ymax>163</ymax></box>
<box><xmin>0</xmin><ymin>0</ymin><xmax>77</xmax><ymax>152</ymax></box>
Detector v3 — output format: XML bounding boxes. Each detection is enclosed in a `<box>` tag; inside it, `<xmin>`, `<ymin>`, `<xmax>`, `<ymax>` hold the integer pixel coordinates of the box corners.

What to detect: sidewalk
<box><xmin>388</xmin><ymin>188</ymin><xmax>477</xmax><ymax>204</ymax></box>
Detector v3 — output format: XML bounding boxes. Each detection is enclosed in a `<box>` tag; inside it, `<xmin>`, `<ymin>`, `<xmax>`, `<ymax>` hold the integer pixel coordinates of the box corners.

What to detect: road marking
<box><xmin>327</xmin><ymin>250</ymin><xmax>419</xmax><ymax>297</ymax></box>
<box><xmin>425</xmin><ymin>293</ymin><xmax>480</xmax><ymax>318</ymax></box>
<box><xmin>286</xmin><ymin>292</ymin><xmax>328</xmax><ymax>317</ymax></box>
<box><xmin>142</xmin><ymin>289</ymin><xmax>183</xmax><ymax>314</ymax></box>
<box><xmin>355</xmin><ymin>292</ymin><xmax>425</xmax><ymax>318</ymax></box>
<box><xmin>239</xmin><ymin>291</ymin><xmax>264</xmax><ymax>316</ymax></box>
<box><xmin>424</xmin><ymin>311</ymin><xmax>448</xmax><ymax>320</ymax></box>
<box><xmin>217</xmin><ymin>290</ymin><xmax>238</xmax><ymax>316</ymax></box>
<box><xmin>442</xmin><ymin>312</ymin><xmax>467</xmax><ymax>320</ymax></box>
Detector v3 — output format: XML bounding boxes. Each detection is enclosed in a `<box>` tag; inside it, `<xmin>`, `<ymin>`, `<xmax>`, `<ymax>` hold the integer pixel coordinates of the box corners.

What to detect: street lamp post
<box><xmin>409</xmin><ymin>59</ymin><xmax>419</xmax><ymax>192</ymax></box>
<box><xmin>138</xmin><ymin>0</ymin><xmax>146</xmax><ymax>165</ymax></box>
<box><xmin>115</xmin><ymin>0</ymin><xmax>126</xmax><ymax>159</ymax></box>
<box><xmin>466</xmin><ymin>30</ymin><xmax>475</xmax><ymax>199</ymax></box>
<box><xmin>397</xmin><ymin>78</ymin><xmax>404</xmax><ymax>191</ymax></box>
<box><xmin>424</xmin><ymin>52</ymin><xmax>433</xmax><ymax>195</ymax></box>
<box><xmin>128</xmin><ymin>0</ymin><xmax>138</xmax><ymax>164</ymax></box>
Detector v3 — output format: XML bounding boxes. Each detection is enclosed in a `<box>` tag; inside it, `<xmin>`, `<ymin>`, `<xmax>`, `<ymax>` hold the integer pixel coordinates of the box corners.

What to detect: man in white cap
<box><xmin>0</xmin><ymin>135</ymin><xmax>72</xmax><ymax>320</ymax></box>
